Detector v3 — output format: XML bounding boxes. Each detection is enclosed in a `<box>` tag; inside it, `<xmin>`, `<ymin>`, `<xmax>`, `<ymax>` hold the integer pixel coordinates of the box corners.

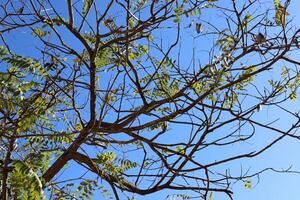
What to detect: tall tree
<box><xmin>0</xmin><ymin>0</ymin><xmax>299</xmax><ymax>199</ymax></box>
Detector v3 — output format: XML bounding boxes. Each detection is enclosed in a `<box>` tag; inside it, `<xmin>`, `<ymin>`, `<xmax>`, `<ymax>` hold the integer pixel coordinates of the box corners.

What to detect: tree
<box><xmin>0</xmin><ymin>0</ymin><xmax>300</xmax><ymax>199</ymax></box>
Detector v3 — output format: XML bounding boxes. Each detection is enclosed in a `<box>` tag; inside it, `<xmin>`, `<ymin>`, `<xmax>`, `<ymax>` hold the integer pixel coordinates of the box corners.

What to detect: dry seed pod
<box><xmin>195</xmin><ymin>23</ymin><xmax>202</xmax><ymax>33</ymax></box>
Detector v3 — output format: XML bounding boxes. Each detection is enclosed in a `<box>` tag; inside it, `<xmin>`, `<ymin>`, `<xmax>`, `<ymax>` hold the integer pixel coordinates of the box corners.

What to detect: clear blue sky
<box><xmin>4</xmin><ymin>0</ymin><xmax>300</xmax><ymax>199</ymax></box>
<box><xmin>140</xmin><ymin>2</ymin><xmax>300</xmax><ymax>199</ymax></box>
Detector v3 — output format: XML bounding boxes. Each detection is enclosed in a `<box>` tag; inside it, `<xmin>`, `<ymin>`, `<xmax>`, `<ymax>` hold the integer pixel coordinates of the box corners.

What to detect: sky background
<box><xmin>134</xmin><ymin>1</ymin><xmax>300</xmax><ymax>199</ymax></box>
<box><xmin>3</xmin><ymin>0</ymin><xmax>300</xmax><ymax>199</ymax></box>
<box><xmin>231</xmin><ymin>2</ymin><xmax>300</xmax><ymax>200</ymax></box>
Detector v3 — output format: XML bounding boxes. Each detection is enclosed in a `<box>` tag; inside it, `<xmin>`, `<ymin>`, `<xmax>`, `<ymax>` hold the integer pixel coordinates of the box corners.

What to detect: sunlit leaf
<box><xmin>244</xmin><ymin>180</ymin><xmax>251</xmax><ymax>189</ymax></box>
<box><xmin>83</xmin><ymin>0</ymin><xmax>93</xmax><ymax>14</ymax></box>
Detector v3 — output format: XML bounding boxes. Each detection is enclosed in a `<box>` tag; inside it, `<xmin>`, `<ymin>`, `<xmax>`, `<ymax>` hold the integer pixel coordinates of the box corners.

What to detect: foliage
<box><xmin>0</xmin><ymin>0</ymin><xmax>300</xmax><ymax>199</ymax></box>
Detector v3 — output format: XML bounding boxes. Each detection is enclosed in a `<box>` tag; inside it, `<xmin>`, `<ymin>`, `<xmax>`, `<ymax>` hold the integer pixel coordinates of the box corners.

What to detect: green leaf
<box><xmin>139</xmin><ymin>45</ymin><xmax>149</xmax><ymax>54</ymax></box>
<box><xmin>75</xmin><ymin>123</ymin><xmax>83</xmax><ymax>131</ymax></box>
<box><xmin>192</xmin><ymin>82</ymin><xmax>202</xmax><ymax>94</ymax></box>
<box><xmin>53</xmin><ymin>16</ymin><xmax>64</xmax><ymax>26</ymax></box>
<box><xmin>147</xmin><ymin>35</ymin><xmax>153</xmax><ymax>42</ymax></box>
<box><xmin>175</xmin><ymin>146</ymin><xmax>185</xmax><ymax>154</ymax></box>
<box><xmin>226</xmin><ymin>36</ymin><xmax>235</xmax><ymax>43</ymax></box>
<box><xmin>274</xmin><ymin>0</ymin><xmax>279</xmax><ymax>8</ymax></box>
<box><xmin>19</xmin><ymin>81</ymin><xmax>38</xmax><ymax>93</ymax></box>
<box><xmin>83</xmin><ymin>0</ymin><xmax>93</xmax><ymax>14</ymax></box>
<box><xmin>275</xmin><ymin>3</ymin><xmax>289</xmax><ymax>26</ymax></box>
<box><xmin>0</xmin><ymin>46</ymin><xmax>9</xmax><ymax>57</ymax></box>
<box><xmin>128</xmin><ymin>52</ymin><xmax>136</xmax><ymax>60</ymax></box>
<box><xmin>128</xmin><ymin>19</ymin><xmax>136</xmax><ymax>28</ymax></box>
<box><xmin>209</xmin><ymin>192</ymin><xmax>213</xmax><ymax>200</ymax></box>
<box><xmin>244</xmin><ymin>180</ymin><xmax>251</xmax><ymax>189</ymax></box>
<box><xmin>290</xmin><ymin>91</ymin><xmax>297</xmax><ymax>101</ymax></box>
<box><xmin>275</xmin><ymin>10</ymin><xmax>283</xmax><ymax>25</ymax></box>
<box><xmin>31</xmin><ymin>28</ymin><xmax>46</xmax><ymax>37</ymax></box>
<box><xmin>244</xmin><ymin>13</ymin><xmax>253</xmax><ymax>21</ymax></box>
<box><xmin>12</xmin><ymin>160</ymin><xmax>45</xmax><ymax>199</ymax></box>
<box><xmin>174</xmin><ymin>15</ymin><xmax>180</xmax><ymax>23</ymax></box>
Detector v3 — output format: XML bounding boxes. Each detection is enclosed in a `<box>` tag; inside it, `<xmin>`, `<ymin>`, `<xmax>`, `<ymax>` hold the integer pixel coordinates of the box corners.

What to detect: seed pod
<box><xmin>195</xmin><ymin>23</ymin><xmax>202</xmax><ymax>33</ymax></box>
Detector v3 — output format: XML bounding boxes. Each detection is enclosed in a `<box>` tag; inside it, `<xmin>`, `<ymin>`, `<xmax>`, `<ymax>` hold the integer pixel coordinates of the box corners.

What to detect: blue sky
<box><xmin>233</xmin><ymin>2</ymin><xmax>300</xmax><ymax>199</ymax></box>
<box><xmin>3</xmin><ymin>0</ymin><xmax>300</xmax><ymax>199</ymax></box>
<box><xmin>138</xmin><ymin>1</ymin><xmax>300</xmax><ymax>199</ymax></box>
